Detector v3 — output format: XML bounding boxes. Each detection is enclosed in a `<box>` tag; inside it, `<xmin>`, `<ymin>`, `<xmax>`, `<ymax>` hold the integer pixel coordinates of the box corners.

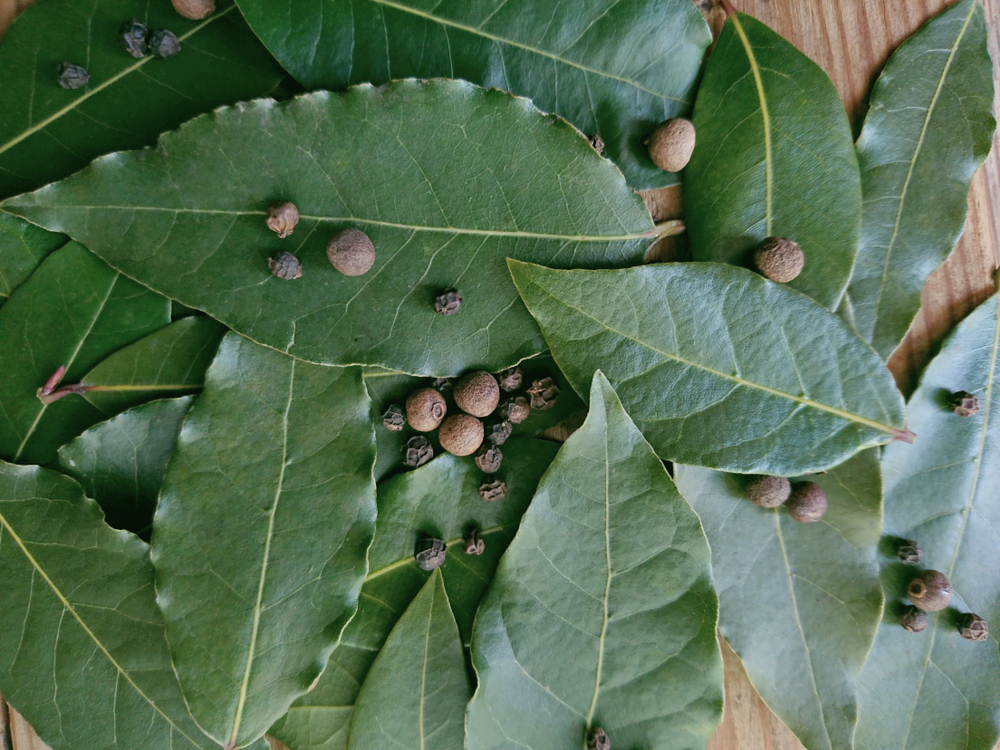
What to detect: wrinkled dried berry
<box><xmin>786</xmin><ymin>481</ymin><xmax>827</xmax><ymax>523</ymax></box>
<box><xmin>476</xmin><ymin>444</ymin><xmax>502</xmax><ymax>473</ymax></box>
<box><xmin>587</xmin><ymin>727</ymin><xmax>610</xmax><ymax>750</ymax></box>
<box><xmin>268</xmin><ymin>251</ymin><xmax>302</xmax><ymax>280</ymax></box>
<box><xmin>485</xmin><ymin>419</ymin><xmax>512</xmax><ymax>446</ymax></box>
<box><xmin>755</xmin><ymin>237</ymin><xmax>804</xmax><ymax>283</ymax></box>
<box><xmin>406</xmin><ymin>388</ymin><xmax>447</xmax><ymax>432</ymax></box>
<box><xmin>589</xmin><ymin>135</ymin><xmax>605</xmax><ymax>155</ymax></box>
<box><xmin>895</xmin><ymin>539</ymin><xmax>922</xmax><ymax>565</ymax></box>
<box><xmin>463</xmin><ymin>529</ymin><xmax>485</xmax><ymax>555</ymax></box>
<box><xmin>381</xmin><ymin>404</ymin><xmax>405</xmax><ymax>431</ymax></box>
<box><xmin>328</xmin><ymin>228</ymin><xmax>376</xmax><ymax>276</ymax></box>
<box><xmin>527</xmin><ymin>377</ymin><xmax>560</xmax><ymax>410</ymax></box>
<box><xmin>479</xmin><ymin>479</ymin><xmax>508</xmax><ymax>502</ymax></box>
<box><xmin>120</xmin><ymin>19</ymin><xmax>148</xmax><ymax>58</ymax></box>
<box><xmin>908</xmin><ymin>570</ymin><xmax>952</xmax><ymax>611</ymax></box>
<box><xmin>438</xmin><ymin>414</ymin><xmax>484</xmax><ymax>456</ymax></box>
<box><xmin>948</xmin><ymin>390</ymin><xmax>980</xmax><ymax>417</ymax></box>
<box><xmin>432</xmin><ymin>377</ymin><xmax>453</xmax><ymax>393</ymax></box>
<box><xmin>150</xmin><ymin>30</ymin><xmax>181</xmax><ymax>59</ymax></box>
<box><xmin>899</xmin><ymin>606</ymin><xmax>928</xmax><ymax>633</ymax></box>
<box><xmin>58</xmin><ymin>63</ymin><xmax>90</xmax><ymax>89</ymax></box>
<box><xmin>455</xmin><ymin>371</ymin><xmax>500</xmax><ymax>417</ymax></box>
<box><xmin>415</xmin><ymin>537</ymin><xmax>447</xmax><ymax>571</ymax></box>
<box><xmin>500</xmin><ymin>396</ymin><xmax>531</xmax><ymax>424</ymax></box>
<box><xmin>497</xmin><ymin>367</ymin><xmax>523</xmax><ymax>391</ymax></box>
<box><xmin>402</xmin><ymin>436</ymin><xmax>433</xmax><ymax>469</ymax></box>
<box><xmin>266</xmin><ymin>201</ymin><xmax>299</xmax><ymax>238</ymax></box>
<box><xmin>745</xmin><ymin>475</ymin><xmax>791</xmax><ymax>508</ymax></box>
<box><xmin>434</xmin><ymin>288</ymin><xmax>462</xmax><ymax>315</ymax></box>
<box><xmin>958</xmin><ymin>612</ymin><xmax>988</xmax><ymax>641</ymax></box>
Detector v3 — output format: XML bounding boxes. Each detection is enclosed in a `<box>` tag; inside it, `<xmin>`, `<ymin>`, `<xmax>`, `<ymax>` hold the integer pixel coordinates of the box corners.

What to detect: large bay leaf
<box><xmin>345</xmin><ymin>570</ymin><xmax>470</xmax><ymax>750</ymax></box>
<box><xmin>855</xmin><ymin>293</ymin><xmax>1000</xmax><ymax>750</ymax></box>
<box><xmin>684</xmin><ymin>12</ymin><xmax>862</xmax><ymax>311</ymax></box>
<box><xmin>0</xmin><ymin>242</ymin><xmax>170</xmax><ymax>465</ymax></box>
<box><xmin>271</xmin><ymin>438</ymin><xmax>559</xmax><ymax>750</ymax></box>
<box><xmin>1</xmin><ymin>81</ymin><xmax>654</xmax><ymax>376</ymax></box>
<box><xmin>0</xmin><ymin>0</ymin><xmax>284</xmax><ymax>198</ymax></box>
<box><xmin>152</xmin><ymin>332</ymin><xmax>377</xmax><ymax>749</ymax></box>
<box><xmin>0</xmin><ymin>213</ymin><xmax>65</xmax><ymax>307</ymax></box>
<box><xmin>465</xmin><ymin>371</ymin><xmax>723</xmax><ymax>750</ymax></box>
<box><xmin>509</xmin><ymin>260</ymin><xmax>907</xmax><ymax>475</ymax></box>
<box><xmin>675</xmin><ymin>450</ymin><xmax>883</xmax><ymax>750</ymax></box>
<box><xmin>838</xmin><ymin>0</ymin><xmax>996</xmax><ymax>360</ymax></box>
<box><xmin>233</xmin><ymin>0</ymin><xmax>711</xmax><ymax>190</ymax></box>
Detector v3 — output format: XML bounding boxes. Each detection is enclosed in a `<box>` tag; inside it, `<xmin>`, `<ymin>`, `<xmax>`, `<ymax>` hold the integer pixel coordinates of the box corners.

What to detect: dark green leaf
<box><xmin>234</xmin><ymin>0</ymin><xmax>710</xmax><ymax>190</ymax></box>
<box><xmin>509</xmin><ymin>260</ymin><xmax>907</xmax><ymax>475</ymax></box>
<box><xmin>465</xmin><ymin>372</ymin><xmax>723</xmax><ymax>750</ymax></box>
<box><xmin>0</xmin><ymin>0</ymin><xmax>284</xmax><ymax>198</ymax></box>
<box><xmin>0</xmin><ymin>242</ymin><xmax>170</xmax><ymax>465</ymax></box>
<box><xmin>151</xmin><ymin>333</ymin><xmax>377</xmax><ymax>748</ymax></box>
<box><xmin>856</xmin><ymin>293</ymin><xmax>1000</xmax><ymax>750</ymax></box>
<box><xmin>0</xmin><ymin>213</ymin><xmax>65</xmax><ymax>307</ymax></box>
<box><xmin>685</xmin><ymin>12</ymin><xmax>862</xmax><ymax>311</ymax></box>
<box><xmin>838</xmin><ymin>0</ymin><xmax>996</xmax><ymax>359</ymax></box>
<box><xmin>1</xmin><ymin>81</ymin><xmax>654</xmax><ymax>376</ymax></box>
<box><xmin>675</xmin><ymin>450</ymin><xmax>883</xmax><ymax>750</ymax></box>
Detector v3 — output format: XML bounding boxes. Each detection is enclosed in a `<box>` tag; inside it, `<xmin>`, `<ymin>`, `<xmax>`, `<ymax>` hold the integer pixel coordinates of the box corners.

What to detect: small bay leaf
<box><xmin>855</xmin><ymin>293</ymin><xmax>1000</xmax><ymax>750</ymax></box>
<box><xmin>684</xmin><ymin>11</ymin><xmax>862</xmax><ymax>311</ymax></box>
<box><xmin>509</xmin><ymin>260</ymin><xmax>907</xmax><ymax>475</ymax></box>
<box><xmin>151</xmin><ymin>333</ymin><xmax>377</xmax><ymax>749</ymax></box>
<box><xmin>0</xmin><ymin>213</ymin><xmax>65</xmax><ymax>307</ymax></box>
<box><xmin>465</xmin><ymin>371</ymin><xmax>723</xmax><ymax>750</ymax></box>
<box><xmin>838</xmin><ymin>0</ymin><xmax>996</xmax><ymax>359</ymax></box>
<box><xmin>1</xmin><ymin>80</ymin><xmax>654</xmax><ymax>376</ymax></box>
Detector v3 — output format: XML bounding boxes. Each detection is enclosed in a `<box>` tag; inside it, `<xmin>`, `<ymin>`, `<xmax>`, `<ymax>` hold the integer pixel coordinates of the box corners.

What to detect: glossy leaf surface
<box><xmin>839</xmin><ymin>0</ymin><xmax>996</xmax><ymax>359</ymax></box>
<box><xmin>56</xmin><ymin>396</ymin><xmax>194</xmax><ymax>535</ymax></box>
<box><xmin>345</xmin><ymin>570</ymin><xmax>470</xmax><ymax>750</ymax></box>
<box><xmin>856</xmin><ymin>293</ymin><xmax>1000</xmax><ymax>750</ymax></box>
<box><xmin>510</xmin><ymin>260</ymin><xmax>907</xmax><ymax>475</ymax></box>
<box><xmin>0</xmin><ymin>242</ymin><xmax>169</xmax><ymax>465</ymax></box>
<box><xmin>234</xmin><ymin>0</ymin><xmax>710</xmax><ymax>190</ymax></box>
<box><xmin>152</xmin><ymin>333</ymin><xmax>377</xmax><ymax>748</ymax></box>
<box><xmin>0</xmin><ymin>213</ymin><xmax>65</xmax><ymax>307</ymax></box>
<box><xmin>466</xmin><ymin>372</ymin><xmax>723</xmax><ymax>750</ymax></box>
<box><xmin>675</xmin><ymin>450</ymin><xmax>883</xmax><ymax>750</ymax></box>
<box><xmin>685</xmin><ymin>12</ymin><xmax>862</xmax><ymax>310</ymax></box>
<box><xmin>270</xmin><ymin>438</ymin><xmax>559</xmax><ymax>750</ymax></box>
<box><xmin>2</xmin><ymin>81</ymin><xmax>654</xmax><ymax>376</ymax></box>
<box><xmin>0</xmin><ymin>0</ymin><xmax>284</xmax><ymax>198</ymax></box>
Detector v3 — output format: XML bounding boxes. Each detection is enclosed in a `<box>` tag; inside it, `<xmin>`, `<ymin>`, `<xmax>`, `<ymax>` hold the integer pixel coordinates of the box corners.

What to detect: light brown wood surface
<box><xmin>0</xmin><ymin>0</ymin><xmax>998</xmax><ymax>749</ymax></box>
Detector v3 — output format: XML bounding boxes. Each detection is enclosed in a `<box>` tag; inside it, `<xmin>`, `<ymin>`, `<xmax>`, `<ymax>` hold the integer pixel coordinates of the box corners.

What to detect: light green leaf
<box><xmin>151</xmin><ymin>333</ymin><xmax>377</xmax><ymax>749</ymax></box>
<box><xmin>0</xmin><ymin>213</ymin><xmax>65</xmax><ymax>306</ymax></box>
<box><xmin>0</xmin><ymin>0</ymin><xmax>284</xmax><ymax>198</ymax></box>
<box><xmin>466</xmin><ymin>371</ymin><xmax>723</xmax><ymax>750</ymax></box>
<box><xmin>509</xmin><ymin>260</ymin><xmax>907</xmax><ymax>475</ymax></box>
<box><xmin>675</xmin><ymin>449</ymin><xmax>883</xmax><ymax>750</ymax></box>
<box><xmin>1</xmin><ymin>80</ymin><xmax>654</xmax><ymax>376</ymax></box>
<box><xmin>345</xmin><ymin>570</ymin><xmax>470</xmax><ymax>750</ymax></box>
<box><xmin>234</xmin><ymin>0</ymin><xmax>711</xmax><ymax>190</ymax></box>
<box><xmin>839</xmin><ymin>0</ymin><xmax>996</xmax><ymax>359</ymax></box>
<box><xmin>269</xmin><ymin>438</ymin><xmax>559</xmax><ymax>750</ymax></box>
<box><xmin>0</xmin><ymin>460</ymin><xmax>217</xmax><ymax>750</ymax></box>
<box><xmin>856</xmin><ymin>292</ymin><xmax>1000</xmax><ymax>750</ymax></box>
<box><xmin>684</xmin><ymin>12</ymin><xmax>862</xmax><ymax>311</ymax></box>
<box><xmin>0</xmin><ymin>242</ymin><xmax>170</xmax><ymax>465</ymax></box>
<box><xmin>56</xmin><ymin>396</ymin><xmax>194</xmax><ymax>536</ymax></box>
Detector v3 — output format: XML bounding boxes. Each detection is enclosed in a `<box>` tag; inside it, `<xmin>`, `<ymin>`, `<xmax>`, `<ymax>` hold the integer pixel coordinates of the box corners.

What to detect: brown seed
<box><xmin>415</xmin><ymin>537</ymin><xmax>447</xmax><ymax>571</ymax></box>
<box><xmin>587</xmin><ymin>727</ymin><xmax>610</xmax><ymax>750</ymax></box>
<box><xmin>786</xmin><ymin>482</ymin><xmax>827</xmax><ymax>523</ymax></box>
<box><xmin>268</xmin><ymin>251</ymin><xmax>302</xmax><ymax>280</ymax></box>
<box><xmin>454</xmin><ymin>371</ymin><xmax>500</xmax><ymax>417</ymax></box>
<box><xmin>948</xmin><ymin>390</ymin><xmax>980</xmax><ymax>417</ymax></box>
<box><xmin>401</xmin><ymin>437</ymin><xmax>433</xmax><ymax>469</ymax></box>
<box><xmin>958</xmin><ymin>612</ymin><xmax>988</xmax><ymax>641</ymax></box>
<box><xmin>500</xmin><ymin>396</ymin><xmax>531</xmax><ymax>424</ymax></box>
<box><xmin>476</xmin><ymin>445</ymin><xmax>503</xmax><ymax>473</ymax></box>
<box><xmin>266</xmin><ymin>201</ymin><xmax>299</xmax><ymax>238</ymax></box>
<box><xmin>754</xmin><ymin>237</ymin><xmax>804</xmax><ymax>283</ymax></box>
<box><xmin>438</xmin><ymin>414</ymin><xmax>484</xmax><ymax>456</ymax></box>
<box><xmin>907</xmin><ymin>570</ymin><xmax>952</xmax><ymax>612</ymax></box>
<box><xmin>497</xmin><ymin>367</ymin><xmax>523</xmax><ymax>391</ymax></box>
<box><xmin>899</xmin><ymin>606</ymin><xmax>928</xmax><ymax>633</ymax></box>
<box><xmin>745</xmin><ymin>475</ymin><xmax>791</xmax><ymax>509</ymax></box>
<box><xmin>527</xmin><ymin>377</ymin><xmax>560</xmax><ymax>411</ymax></box>
<box><xmin>381</xmin><ymin>404</ymin><xmax>405</xmax><ymax>431</ymax></box>
<box><xmin>485</xmin><ymin>419</ymin><xmax>512</xmax><ymax>446</ymax></box>
<box><xmin>895</xmin><ymin>539</ymin><xmax>922</xmax><ymax>565</ymax></box>
<box><xmin>327</xmin><ymin>229</ymin><xmax>375</xmax><ymax>276</ymax></box>
<box><xmin>405</xmin><ymin>388</ymin><xmax>447</xmax><ymax>432</ymax></box>
<box><xmin>463</xmin><ymin>529</ymin><xmax>485</xmax><ymax>555</ymax></box>
<box><xmin>479</xmin><ymin>479</ymin><xmax>508</xmax><ymax>502</ymax></box>
<box><xmin>434</xmin><ymin>288</ymin><xmax>462</xmax><ymax>315</ymax></box>
<box><xmin>648</xmin><ymin>118</ymin><xmax>696</xmax><ymax>172</ymax></box>
<box><xmin>171</xmin><ymin>0</ymin><xmax>215</xmax><ymax>19</ymax></box>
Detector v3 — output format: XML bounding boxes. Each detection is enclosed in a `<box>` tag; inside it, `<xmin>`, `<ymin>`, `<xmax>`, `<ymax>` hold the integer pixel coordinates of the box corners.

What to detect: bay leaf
<box><xmin>509</xmin><ymin>260</ymin><xmax>908</xmax><ymax>475</ymax></box>
<box><xmin>684</xmin><ymin>11</ymin><xmax>862</xmax><ymax>311</ymax></box>
<box><xmin>0</xmin><ymin>0</ymin><xmax>284</xmax><ymax>198</ymax></box>
<box><xmin>465</xmin><ymin>371</ymin><xmax>723</xmax><ymax>750</ymax></box>
<box><xmin>56</xmin><ymin>396</ymin><xmax>194</xmax><ymax>535</ymax></box>
<box><xmin>0</xmin><ymin>242</ymin><xmax>170</xmax><ymax>465</ymax></box>
<box><xmin>151</xmin><ymin>332</ymin><xmax>377</xmax><ymax>749</ymax></box>
<box><xmin>838</xmin><ymin>0</ymin><xmax>996</xmax><ymax>360</ymax></box>
<box><xmin>269</xmin><ymin>438</ymin><xmax>559</xmax><ymax>750</ymax></box>
<box><xmin>1</xmin><ymin>80</ymin><xmax>655</xmax><ymax>376</ymax></box>
<box><xmin>345</xmin><ymin>570</ymin><xmax>470</xmax><ymax>750</ymax></box>
<box><xmin>855</xmin><ymin>292</ymin><xmax>1000</xmax><ymax>750</ymax></box>
<box><xmin>0</xmin><ymin>213</ymin><xmax>65</xmax><ymax>307</ymax></box>
<box><xmin>674</xmin><ymin>449</ymin><xmax>883</xmax><ymax>750</ymax></box>
<box><xmin>234</xmin><ymin>0</ymin><xmax>711</xmax><ymax>190</ymax></box>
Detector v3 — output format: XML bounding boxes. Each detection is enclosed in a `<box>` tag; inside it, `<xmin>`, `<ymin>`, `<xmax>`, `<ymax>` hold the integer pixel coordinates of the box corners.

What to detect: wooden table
<box><xmin>0</xmin><ymin>0</ymin><xmax>997</xmax><ymax>748</ymax></box>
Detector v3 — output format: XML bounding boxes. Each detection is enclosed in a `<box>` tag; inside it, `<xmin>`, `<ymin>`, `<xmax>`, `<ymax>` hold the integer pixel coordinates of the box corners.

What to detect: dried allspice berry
<box><xmin>958</xmin><ymin>612</ymin><xmax>988</xmax><ymax>641</ymax></box>
<box><xmin>786</xmin><ymin>481</ymin><xmax>827</xmax><ymax>523</ymax></box>
<box><xmin>405</xmin><ymin>388</ymin><xmax>447</xmax><ymax>432</ymax></box>
<box><xmin>485</xmin><ymin>419</ymin><xmax>512</xmax><ymax>446</ymax></box>
<box><xmin>172</xmin><ymin>0</ymin><xmax>215</xmax><ymax>20</ymax></box>
<box><xmin>589</xmin><ymin>135</ymin><xmax>605</xmax><ymax>155</ymax></box>
<box><xmin>328</xmin><ymin>228</ymin><xmax>376</xmax><ymax>276</ymax></box>
<box><xmin>401</xmin><ymin>436</ymin><xmax>433</xmax><ymax>469</ymax></box>
<box><xmin>500</xmin><ymin>396</ymin><xmax>530</xmax><ymax>424</ymax></box>
<box><xmin>414</xmin><ymin>537</ymin><xmax>447</xmax><ymax>571</ymax></box>
<box><xmin>476</xmin><ymin>445</ymin><xmax>502</xmax><ymax>474</ymax></box>
<box><xmin>438</xmin><ymin>414</ymin><xmax>484</xmax><ymax>456</ymax></box>
<box><xmin>463</xmin><ymin>529</ymin><xmax>485</xmax><ymax>555</ymax></box>
<box><xmin>57</xmin><ymin>63</ymin><xmax>90</xmax><ymax>89</ymax></box>
<box><xmin>899</xmin><ymin>606</ymin><xmax>928</xmax><ymax>633</ymax></box>
<box><xmin>647</xmin><ymin>118</ymin><xmax>695</xmax><ymax>172</ymax></box>
<box><xmin>527</xmin><ymin>377</ymin><xmax>560</xmax><ymax>410</ymax></box>
<box><xmin>149</xmin><ymin>30</ymin><xmax>181</xmax><ymax>59</ymax></box>
<box><xmin>434</xmin><ymin>288</ymin><xmax>462</xmax><ymax>315</ymax></box>
<box><xmin>120</xmin><ymin>19</ymin><xmax>148</xmax><ymax>58</ymax></box>
<box><xmin>745</xmin><ymin>475</ymin><xmax>791</xmax><ymax>508</ymax></box>
<box><xmin>497</xmin><ymin>367</ymin><xmax>523</xmax><ymax>391</ymax></box>
<box><xmin>266</xmin><ymin>201</ymin><xmax>299</xmax><ymax>238</ymax></box>
<box><xmin>381</xmin><ymin>404</ymin><xmax>405</xmax><ymax>431</ymax></box>
<box><xmin>432</xmin><ymin>377</ymin><xmax>453</xmax><ymax>393</ymax></box>
<box><xmin>268</xmin><ymin>251</ymin><xmax>302</xmax><ymax>280</ymax></box>
<box><xmin>754</xmin><ymin>237</ymin><xmax>804</xmax><ymax>283</ymax></box>
<box><xmin>895</xmin><ymin>539</ymin><xmax>922</xmax><ymax>565</ymax></box>
<box><xmin>948</xmin><ymin>390</ymin><xmax>980</xmax><ymax>417</ymax></box>
<box><xmin>907</xmin><ymin>570</ymin><xmax>952</xmax><ymax>611</ymax></box>
<box><xmin>454</xmin><ymin>371</ymin><xmax>500</xmax><ymax>417</ymax></box>
<box><xmin>479</xmin><ymin>479</ymin><xmax>508</xmax><ymax>502</ymax></box>
<box><xmin>587</xmin><ymin>727</ymin><xmax>611</xmax><ymax>750</ymax></box>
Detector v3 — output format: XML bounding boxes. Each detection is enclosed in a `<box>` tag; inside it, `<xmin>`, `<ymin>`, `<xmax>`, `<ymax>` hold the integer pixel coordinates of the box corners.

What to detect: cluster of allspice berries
<box><xmin>744</xmin><ymin>475</ymin><xmax>828</xmax><ymax>523</ymax></box>
<box><xmin>263</xmin><ymin>201</ymin><xmax>377</xmax><ymax>280</ymax></box>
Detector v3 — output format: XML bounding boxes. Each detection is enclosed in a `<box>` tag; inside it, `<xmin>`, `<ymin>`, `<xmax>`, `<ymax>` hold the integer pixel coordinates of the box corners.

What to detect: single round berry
<box><xmin>786</xmin><ymin>482</ymin><xmax>827</xmax><ymax>523</ymax></box>
<box><xmin>754</xmin><ymin>237</ymin><xmax>804</xmax><ymax>283</ymax></box>
<box><xmin>745</xmin><ymin>475</ymin><xmax>791</xmax><ymax>508</ymax></box>
<box><xmin>907</xmin><ymin>570</ymin><xmax>952</xmax><ymax>611</ymax></box>
<box><xmin>647</xmin><ymin>118</ymin><xmax>696</xmax><ymax>172</ymax></box>
<box><xmin>454</xmin><ymin>371</ymin><xmax>500</xmax><ymax>418</ymax></box>
<box><xmin>500</xmin><ymin>396</ymin><xmax>531</xmax><ymax>424</ymax></box>
<box><xmin>327</xmin><ymin>228</ymin><xmax>375</xmax><ymax>276</ymax></box>
<box><xmin>899</xmin><ymin>606</ymin><xmax>928</xmax><ymax>633</ymax></box>
<box><xmin>405</xmin><ymin>388</ymin><xmax>447</xmax><ymax>432</ymax></box>
<box><xmin>438</xmin><ymin>414</ymin><xmax>484</xmax><ymax>456</ymax></box>
<box><xmin>958</xmin><ymin>612</ymin><xmax>988</xmax><ymax>641</ymax></box>
<box><xmin>434</xmin><ymin>288</ymin><xmax>462</xmax><ymax>315</ymax></box>
<box><xmin>149</xmin><ymin>30</ymin><xmax>181</xmax><ymax>59</ymax></box>
<box><xmin>58</xmin><ymin>63</ymin><xmax>90</xmax><ymax>89</ymax></box>
<box><xmin>172</xmin><ymin>0</ymin><xmax>215</xmax><ymax>19</ymax></box>
<box><xmin>948</xmin><ymin>390</ymin><xmax>980</xmax><ymax>417</ymax></box>
<box><xmin>266</xmin><ymin>201</ymin><xmax>299</xmax><ymax>238</ymax></box>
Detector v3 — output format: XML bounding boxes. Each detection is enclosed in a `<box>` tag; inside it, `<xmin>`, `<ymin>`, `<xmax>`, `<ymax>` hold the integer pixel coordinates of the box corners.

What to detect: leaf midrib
<box><xmin>585</xmin><ymin>418</ymin><xmax>613</xmax><ymax>734</ymax></box>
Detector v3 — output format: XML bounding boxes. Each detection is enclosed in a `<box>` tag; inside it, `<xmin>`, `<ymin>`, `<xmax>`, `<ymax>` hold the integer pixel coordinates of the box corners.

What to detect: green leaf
<box><xmin>855</xmin><ymin>293</ymin><xmax>1000</xmax><ymax>750</ymax></box>
<box><xmin>0</xmin><ymin>460</ymin><xmax>217</xmax><ymax>750</ymax></box>
<box><xmin>1</xmin><ymin>80</ymin><xmax>654</xmax><ymax>377</ymax></box>
<box><xmin>684</xmin><ymin>12</ymin><xmax>862</xmax><ymax>311</ymax></box>
<box><xmin>0</xmin><ymin>213</ymin><xmax>65</xmax><ymax>307</ymax></box>
<box><xmin>151</xmin><ymin>332</ymin><xmax>377</xmax><ymax>749</ymax></box>
<box><xmin>56</xmin><ymin>396</ymin><xmax>194</xmax><ymax>535</ymax></box>
<box><xmin>838</xmin><ymin>0</ymin><xmax>996</xmax><ymax>360</ymax></box>
<box><xmin>465</xmin><ymin>371</ymin><xmax>723</xmax><ymax>750</ymax></box>
<box><xmin>509</xmin><ymin>260</ymin><xmax>907</xmax><ymax>475</ymax></box>
<box><xmin>675</xmin><ymin>449</ymin><xmax>884</xmax><ymax>750</ymax></box>
<box><xmin>345</xmin><ymin>570</ymin><xmax>470</xmax><ymax>750</ymax></box>
<box><xmin>269</xmin><ymin>437</ymin><xmax>559</xmax><ymax>750</ymax></box>
<box><xmin>234</xmin><ymin>0</ymin><xmax>710</xmax><ymax>190</ymax></box>
<box><xmin>0</xmin><ymin>0</ymin><xmax>284</xmax><ymax>198</ymax></box>
<box><xmin>0</xmin><ymin>242</ymin><xmax>170</xmax><ymax>465</ymax></box>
